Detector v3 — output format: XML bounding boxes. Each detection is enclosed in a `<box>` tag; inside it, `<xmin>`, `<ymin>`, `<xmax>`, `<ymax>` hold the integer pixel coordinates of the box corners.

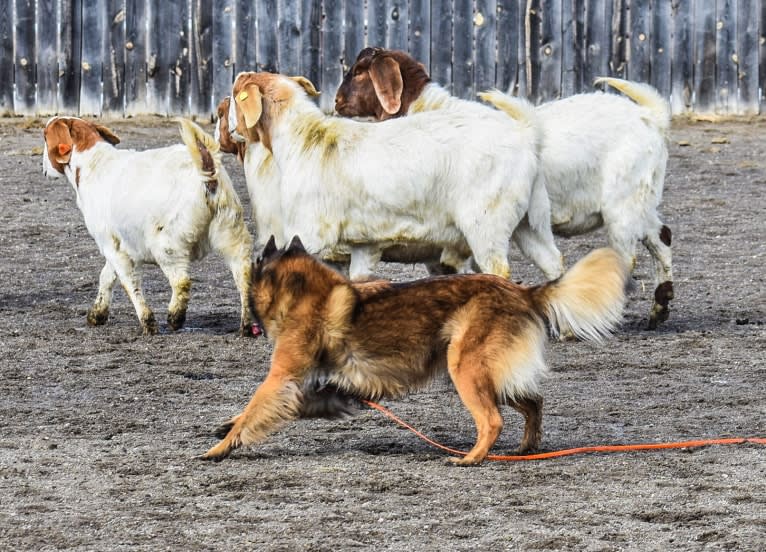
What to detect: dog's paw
<box><xmin>199</xmin><ymin>438</ymin><xmax>237</xmax><ymax>461</ymax></box>
<box><xmin>446</xmin><ymin>455</ymin><xmax>484</xmax><ymax>466</ymax></box>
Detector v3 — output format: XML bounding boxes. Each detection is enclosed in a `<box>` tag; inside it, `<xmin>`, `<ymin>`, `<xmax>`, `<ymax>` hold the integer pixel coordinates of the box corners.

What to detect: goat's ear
<box><xmin>369</xmin><ymin>56</ymin><xmax>403</xmax><ymax>115</ymax></box>
<box><xmin>290</xmin><ymin>76</ymin><xmax>321</xmax><ymax>97</ymax></box>
<box><xmin>287</xmin><ymin>235</ymin><xmax>306</xmax><ymax>253</ymax></box>
<box><xmin>261</xmin><ymin>235</ymin><xmax>278</xmax><ymax>259</ymax></box>
<box><xmin>94</xmin><ymin>124</ymin><xmax>121</xmax><ymax>145</ymax></box>
<box><xmin>236</xmin><ymin>83</ymin><xmax>263</xmax><ymax>129</ymax></box>
<box><xmin>46</xmin><ymin>119</ymin><xmax>75</xmax><ymax>164</ymax></box>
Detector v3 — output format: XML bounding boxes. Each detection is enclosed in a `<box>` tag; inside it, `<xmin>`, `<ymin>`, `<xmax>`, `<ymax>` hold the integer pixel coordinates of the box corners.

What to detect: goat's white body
<box><xmin>43</xmin><ymin>123</ymin><xmax>253</xmax><ymax>334</ymax></box>
<box><xmin>534</xmin><ymin>92</ymin><xmax>668</xmax><ymax>242</ymax></box>
<box><xmin>481</xmin><ymin>79</ymin><xmax>673</xmax><ymax>324</ymax></box>
<box><xmin>68</xmin><ymin>144</ymin><xmax>217</xmax><ymax>262</ymax></box>
<box><xmin>260</xmin><ymin>80</ymin><xmax>563</xmax><ymax>280</ymax></box>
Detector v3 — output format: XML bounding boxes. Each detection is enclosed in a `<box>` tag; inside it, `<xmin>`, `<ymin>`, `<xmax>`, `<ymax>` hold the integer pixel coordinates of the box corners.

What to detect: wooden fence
<box><xmin>1</xmin><ymin>1</ymin><xmax>763</xmax><ymax>117</ymax></box>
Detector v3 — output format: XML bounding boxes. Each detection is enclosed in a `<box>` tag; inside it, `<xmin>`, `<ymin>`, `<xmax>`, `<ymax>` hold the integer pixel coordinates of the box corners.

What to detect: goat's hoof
<box><xmin>141</xmin><ymin>313</ymin><xmax>159</xmax><ymax>336</ymax></box>
<box><xmin>86</xmin><ymin>309</ymin><xmax>109</xmax><ymax>326</ymax></box>
<box><xmin>167</xmin><ymin>310</ymin><xmax>187</xmax><ymax>331</ymax></box>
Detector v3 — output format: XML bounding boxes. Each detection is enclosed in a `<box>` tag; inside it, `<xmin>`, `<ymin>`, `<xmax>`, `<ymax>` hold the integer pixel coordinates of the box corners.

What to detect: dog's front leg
<box><xmin>201</xmin><ymin>348</ymin><xmax>309</xmax><ymax>461</ymax></box>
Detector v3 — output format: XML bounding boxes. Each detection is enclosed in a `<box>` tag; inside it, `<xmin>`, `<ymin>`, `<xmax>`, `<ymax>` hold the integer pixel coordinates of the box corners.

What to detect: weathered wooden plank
<box><xmin>190</xmin><ymin>0</ymin><xmax>213</xmax><ymax>115</ymax></box>
<box><xmin>651</xmin><ymin>0</ymin><xmax>671</xmax><ymax>98</ymax></box>
<box><xmin>0</xmin><ymin>1</ymin><xmax>12</xmax><ymax>113</ymax></box>
<box><xmin>761</xmin><ymin>0</ymin><xmax>766</xmax><ymax>111</ymax></box>
<box><xmin>670</xmin><ymin>0</ymin><xmax>693</xmax><ymax>113</ymax></box>
<box><xmin>496</xmin><ymin>0</ymin><xmax>519</xmax><ymax>94</ymax></box>
<box><xmin>344</xmin><ymin>0</ymin><xmax>365</xmax><ymax>72</ymax></box>
<box><xmin>716</xmin><ymin>0</ymin><xmax>738</xmax><ymax>113</ymax></box>
<box><xmin>212</xmin><ymin>0</ymin><xmax>234</xmax><ymax>112</ymax></box>
<box><xmin>430</xmin><ymin>0</ymin><xmax>453</xmax><ymax>89</ymax></box>
<box><xmin>35</xmin><ymin>0</ymin><xmax>58</xmax><ymax>115</ymax></box>
<box><xmin>125</xmin><ymin>0</ymin><xmax>148</xmax><ymax>115</ymax></box>
<box><xmin>519</xmin><ymin>0</ymin><xmax>541</xmax><ymax>101</ymax></box>
<box><xmin>300</xmin><ymin>0</ymin><xmax>321</xmax><ymax>85</ymax></box>
<box><xmin>452</xmin><ymin>0</ymin><xmax>473</xmax><ymax>99</ymax></box>
<box><xmin>628</xmin><ymin>0</ymin><xmax>651</xmax><ymax>84</ymax></box>
<box><xmin>609</xmin><ymin>0</ymin><xmax>628</xmax><ymax>80</ymax></box>
<box><xmin>79</xmin><ymin>0</ymin><xmax>107</xmax><ymax>116</ymax></box>
<box><xmin>321</xmin><ymin>0</ymin><xmax>343</xmax><ymax>109</ymax></box>
<box><xmin>278</xmin><ymin>0</ymin><xmax>301</xmax><ymax>74</ymax></box>
<box><xmin>386</xmin><ymin>0</ymin><xmax>408</xmax><ymax>50</ymax></box>
<box><xmin>409</xmin><ymin>0</ymin><xmax>430</xmax><ymax>68</ymax></box>
<box><xmin>693</xmin><ymin>0</ymin><xmax>717</xmax><ymax>113</ymax></box>
<box><xmin>235</xmin><ymin>0</ymin><xmax>256</xmax><ymax>73</ymax></box>
<box><xmin>367</xmin><ymin>0</ymin><xmax>387</xmax><ymax>48</ymax></box>
<box><xmin>475</xmin><ymin>0</ymin><xmax>498</xmax><ymax>96</ymax></box>
<box><xmin>144</xmin><ymin>2</ymin><xmax>167</xmax><ymax>114</ymax></box>
<box><xmin>583</xmin><ymin>0</ymin><xmax>608</xmax><ymax>88</ymax></box>
<box><xmin>560</xmin><ymin>0</ymin><xmax>579</xmax><ymax>97</ymax></box>
<box><xmin>14</xmin><ymin>0</ymin><xmax>36</xmax><ymax>115</ymax></box>
<box><xmin>258</xmin><ymin>0</ymin><xmax>278</xmax><ymax>72</ymax></box>
<box><xmin>736</xmin><ymin>0</ymin><xmax>759</xmax><ymax>114</ymax></box>
<box><xmin>102</xmin><ymin>0</ymin><xmax>127</xmax><ymax>116</ymax></box>
<box><xmin>164</xmin><ymin>0</ymin><xmax>190</xmax><ymax>115</ymax></box>
<box><xmin>538</xmin><ymin>0</ymin><xmax>562</xmax><ymax>102</ymax></box>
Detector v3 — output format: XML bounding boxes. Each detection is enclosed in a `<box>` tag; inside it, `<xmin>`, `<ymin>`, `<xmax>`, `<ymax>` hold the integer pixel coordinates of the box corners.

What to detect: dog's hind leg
<box><xmin>507</xmin><ymin>394</ymin><xmax>543</xmax><ymax>453</ymax></box>
<box><xmin>445</xmin><ymin>340</ymin><xmax>504</xmax><ymax>466</ymax></box>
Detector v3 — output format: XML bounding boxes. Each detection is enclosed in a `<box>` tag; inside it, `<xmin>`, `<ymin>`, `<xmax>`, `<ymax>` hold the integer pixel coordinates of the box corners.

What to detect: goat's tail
<box><xmin>593</xmin><ymin>77</ymin><xmax>671</xmax><ymax>132</ymax></box>
<box><xmin>177</xmin><ymin>118</ymin><xmax>222</xmax><ymax>181</ymax></box>
<box><xmin>478</xmin><ymin>89</ymin><xmax>541</xmax><ymax>150</ymax></box>
<box><xmin>533</xmin><ymin>248</ymin><xmax>629</xmax><ymax>342</ymax></box>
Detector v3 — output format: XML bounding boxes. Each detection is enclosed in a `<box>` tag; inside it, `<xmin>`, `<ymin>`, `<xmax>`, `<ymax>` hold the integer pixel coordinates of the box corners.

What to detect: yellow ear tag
<box><xmin>238</xmin><ymin>91</ymin><xmax>249</xmax><ymax>101</ymax></box>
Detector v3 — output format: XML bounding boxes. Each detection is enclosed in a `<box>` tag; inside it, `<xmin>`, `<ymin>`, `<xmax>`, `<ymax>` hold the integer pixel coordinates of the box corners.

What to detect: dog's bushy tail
<box><xmin>535</xmin><ymin>248</ymin><xmax>629</xmax><ymax>342</ymax></box>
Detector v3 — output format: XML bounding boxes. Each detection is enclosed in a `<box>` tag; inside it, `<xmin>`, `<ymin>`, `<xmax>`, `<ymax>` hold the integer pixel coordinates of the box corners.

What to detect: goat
<box><xmin>216</xmin><ymin>95</ymin><xmax>460</xmax><ymax>277</ymax></box>
<box><xmin>226</xmin><ymin>71</ymin><xmax>565</xmax><ymax>282</ymax></box>
<box><xmin>335</xmin><ymin>47</ymin><xmax>673</xmax><ymax>328</ymax></box>
<box><xmin>42</xmin><ymin>117</ymin><xmax>255</xmax><ymax>336</ymax></box>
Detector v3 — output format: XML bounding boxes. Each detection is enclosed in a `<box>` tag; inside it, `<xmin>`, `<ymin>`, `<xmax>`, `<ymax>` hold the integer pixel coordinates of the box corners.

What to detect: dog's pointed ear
<box><xmin>287</xmin><ymin>235</ymin><xmax>306</xmax><ymax>253</ymax></box>
<box><xmin>261</xmin><ymin>235</ymin><xmax>278</xmax><ymax>259</ymax></box>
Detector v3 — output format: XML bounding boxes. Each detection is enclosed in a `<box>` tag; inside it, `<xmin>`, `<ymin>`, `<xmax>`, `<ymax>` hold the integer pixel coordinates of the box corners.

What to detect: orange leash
<box><xmin>362</xmin><ymin>400</ymin><xmax>766</xmax><ymax>462</ymax></box>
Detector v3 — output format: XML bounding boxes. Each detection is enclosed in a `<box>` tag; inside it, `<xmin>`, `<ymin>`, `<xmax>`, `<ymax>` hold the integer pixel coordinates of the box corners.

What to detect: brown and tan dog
<box><xmin>202</xmin><ymin>236</ymin><xmax>629</xmax><ymax>465</ymax></box>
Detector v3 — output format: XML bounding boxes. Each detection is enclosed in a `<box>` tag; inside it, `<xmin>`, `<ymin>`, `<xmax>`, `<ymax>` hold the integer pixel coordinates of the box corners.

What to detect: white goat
<box><xmin>335</xmin><ymin>47</ymin><xmax>672</xmax><ymax>328</ymax></box>
<box><xmin>42</xmin><ymin>117</ymin><xmax>255</xmax><ymax>336</ymax></box>
<box><xmin>226</xmin><ymin>71</ymin><xmax>565</xmax><ymax>282</ymax></box>
<box><xmin>481</xmin><ymin>79</ymin><xmax>672</xmax><ymax>328</ymax></box>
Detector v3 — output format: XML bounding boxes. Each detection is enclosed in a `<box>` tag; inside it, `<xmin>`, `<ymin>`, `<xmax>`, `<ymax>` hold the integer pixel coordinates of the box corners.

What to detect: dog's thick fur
<box><xmin>202</xmin><ymin>237</ymin><xmax>629</xmax><ymax>465</ymax></box>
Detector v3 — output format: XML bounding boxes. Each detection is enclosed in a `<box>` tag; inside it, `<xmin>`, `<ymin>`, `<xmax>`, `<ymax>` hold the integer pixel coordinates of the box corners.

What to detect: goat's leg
<box><xmin>642</xmin><ymin>221</ymin><xmax>674</xmax><ymax>329</ymax></box>
<box><xmin>158</xmin><ymin>262</ymin><xmax>192</xmax><ymax>331</ymax></box>
<box><xmin>209</xmin><ymin>214</ymin><xmax>255</xmax><ymax>336</ymax></box>
<box><xmin>87</xmin><ymin>261</ymin><xmax>117</xmax><ymax>326</ymax></box>
<box><xmin>511</xmin><ymin>217</ymin><xmax>566</xmax><ymax>281</ymax></box>
<box><xmin>348</xmin><ymin>246</ymin><xmax>381</xmax><ymax>281</ymax></box>
<box><xmin>105</xmin><ymin>250</ymin><xmax>156</xmax><ymax>335</ymax></box>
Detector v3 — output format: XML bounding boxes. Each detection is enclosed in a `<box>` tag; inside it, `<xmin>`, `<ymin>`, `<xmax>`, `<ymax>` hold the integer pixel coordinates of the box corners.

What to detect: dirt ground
<box><xmin>0</xmin><ymin>114</ymin><xmax>764</xmax><ymax>551</ymax></box>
